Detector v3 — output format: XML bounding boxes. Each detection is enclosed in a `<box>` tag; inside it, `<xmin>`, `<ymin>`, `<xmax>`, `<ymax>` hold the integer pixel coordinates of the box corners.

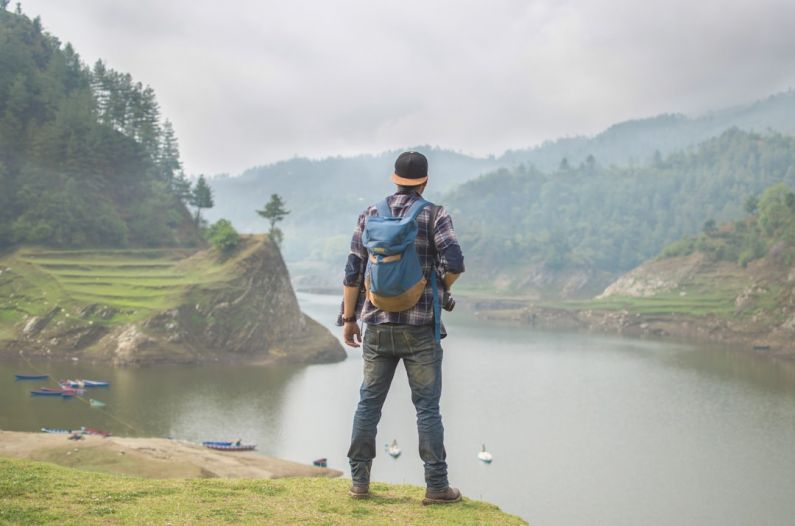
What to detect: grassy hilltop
<box><xmin>0</xmin><ymin>236</ymin><xmax>344</xmax><ymax>365</ymax></box>
<box><xmin>0</xmin><ymin>458</ymin><xmax>526</xmax><ymax>525</ymax></box>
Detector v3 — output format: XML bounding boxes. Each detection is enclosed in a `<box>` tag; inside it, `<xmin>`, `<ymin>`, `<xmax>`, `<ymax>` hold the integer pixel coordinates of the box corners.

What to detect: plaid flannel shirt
<box><xmin>337</xmin><ymin>191</ymin><xmax>465</xmax><ymax>332</ymax></box>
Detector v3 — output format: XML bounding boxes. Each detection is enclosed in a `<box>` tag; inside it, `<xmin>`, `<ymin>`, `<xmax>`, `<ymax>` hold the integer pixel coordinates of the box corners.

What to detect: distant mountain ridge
<box><xmin>500</xmin><ymin>90</ymin><xmax>795</xmax><ymax>171</ymax></box>
<box><xmin>207</xmin><ymin>90</ymin><xmax>795</xmax><ymax>279</ymax></box>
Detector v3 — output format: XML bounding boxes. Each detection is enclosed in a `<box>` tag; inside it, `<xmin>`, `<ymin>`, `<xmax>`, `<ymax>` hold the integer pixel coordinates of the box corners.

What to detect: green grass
<box><xmin>0</xmin><ymin>458</ymin><xmax>526</xmax><ymax>525</ymax></box>
<box><xmin>0</xmin><ymin>245</ymin><xmax>253</xmax><ymax>330</ymax></box>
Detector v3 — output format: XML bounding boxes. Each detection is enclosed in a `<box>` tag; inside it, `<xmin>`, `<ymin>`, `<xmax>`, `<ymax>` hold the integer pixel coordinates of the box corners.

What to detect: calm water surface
<box><xmin>2</xmin><ymin>292</ymin><xmax>795</xmax><ymax>525</ymax></box>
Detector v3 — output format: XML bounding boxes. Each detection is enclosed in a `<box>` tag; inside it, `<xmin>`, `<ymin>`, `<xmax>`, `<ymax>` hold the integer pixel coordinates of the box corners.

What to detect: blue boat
<box><xmin>202</xmin><ymin>441</ymin><xmax>256</xmax><ymax>451</ymax></box>
<box><xmin>31</xmin><ymin>390</ymin><xmax>65</xmax><ymax>397</ymax></box>
<box><xmin>60</xmin><ymin>379</ymin><xmax>110</xmax><ymax>388</ymax></box>
<box><xmin>15</xmin><ymin>374</ymin><xmax>49</xmax><ymax>380</ymax></box>
<box><xmin>41</xmin><ymin>427</ymin><xmax>73</xmax><ymax>434</ymax></box>
<box><xmin>31</xmin><ymin>388</ymin><xmax>76</xmax><ymax>398</ymax></box>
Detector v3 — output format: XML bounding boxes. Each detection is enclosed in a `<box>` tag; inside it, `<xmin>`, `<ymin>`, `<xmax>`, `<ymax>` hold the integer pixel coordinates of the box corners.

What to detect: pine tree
<box><xmin>256</xmin><ymin>194</ymin><xmax>290</xmax><ymax>243</ymax></box>
<box><xmin>190</xmin><ymin>175</ymin><xmax>214</xmax><ymax>226</ymax></box>
<box><xmin>158</xmin><ymin>120</ymin><xmax>181</xmax><ymax>180</ymax></box>
<box><xmin>138</xmin><ymin>85</ymin><xmax>161</xmax><ymax>160</ymax></box>
<box><xmin>171</xmin><ymin>171</ymin><xmax>192</xmax><ymax>202</ymax></box>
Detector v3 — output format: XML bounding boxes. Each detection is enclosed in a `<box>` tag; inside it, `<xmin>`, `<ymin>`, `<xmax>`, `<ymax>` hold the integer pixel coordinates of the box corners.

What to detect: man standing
<box><xmin>339</xmin><ymin>151</ymin><xmax>465</xmax><ymax>505</ymax></box>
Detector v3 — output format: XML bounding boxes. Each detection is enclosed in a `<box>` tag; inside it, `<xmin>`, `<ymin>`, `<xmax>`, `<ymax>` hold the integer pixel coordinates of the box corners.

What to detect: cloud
<box><xmin>21</xmin><ymin>0</ymin><xmax>795</xmax><ymax>175</ymax></box>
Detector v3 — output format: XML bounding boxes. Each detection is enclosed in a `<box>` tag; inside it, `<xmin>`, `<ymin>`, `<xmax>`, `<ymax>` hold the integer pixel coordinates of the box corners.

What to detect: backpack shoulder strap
<box><xmin>375</xmin><ymin>198</ymin><xmax>392</xmax><ymax>218</ymax></box>
<box><xmin>405</xmin><ymin>197</ymin><xmax>431</xmax><ymax>221</ymax></box>
<box><xmin>429</xmin><ymin>204</ymin><xmax>440</xmax><ymax>254</ymax></box>
<box><xmin>427</xmin><ymin>202</ymin><xmax>442</xmax><ymax>343</ymax></box>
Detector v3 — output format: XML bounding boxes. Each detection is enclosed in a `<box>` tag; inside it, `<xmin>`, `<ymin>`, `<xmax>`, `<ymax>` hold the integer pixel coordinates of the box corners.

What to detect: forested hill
<box><xmin>0</xmin><ymin>8</ymin><xmax>200</xmax><ymax>249</ymax></box>
<box><xmin>446</xmin><ymin>129</ymin><xmax>795</xmax><ymax>291</ymax></box>
<box><xmin>499</xmin><ymin>90</ymin><xmax>795</xmax><ymax>172</ymax></box>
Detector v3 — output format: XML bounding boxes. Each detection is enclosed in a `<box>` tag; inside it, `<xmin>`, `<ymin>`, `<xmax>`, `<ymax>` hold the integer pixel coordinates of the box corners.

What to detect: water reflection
<box><xmin>0</xmin><ymin>361</ymin><xmax>302</xmax><ymax>447</ymax></box>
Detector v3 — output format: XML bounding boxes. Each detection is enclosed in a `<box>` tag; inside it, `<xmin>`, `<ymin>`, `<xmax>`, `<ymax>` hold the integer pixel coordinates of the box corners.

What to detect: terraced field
<box><xmin>562</xmin><ymin>290</ymin><xmax>738</xmax><ymax>317</ymax></box>
<box><xmin>0</xmin><ymin>247</ymin><xmax>214</xmax><ymax>331</ymax></box>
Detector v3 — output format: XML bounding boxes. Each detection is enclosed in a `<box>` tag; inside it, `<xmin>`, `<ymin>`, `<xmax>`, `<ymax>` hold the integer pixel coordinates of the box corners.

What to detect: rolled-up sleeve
<box><xmin>343</xmin><ymin>210</ymin><xmax>369</xmax><ymax>287</ymax></box>
<box><xmin>433</xmin><ymin>207</ymin><xmax>465</xmax><ymax>275</ymax></box>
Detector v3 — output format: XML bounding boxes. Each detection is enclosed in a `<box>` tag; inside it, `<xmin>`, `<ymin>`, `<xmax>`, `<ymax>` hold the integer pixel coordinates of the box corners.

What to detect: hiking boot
<box><xmin>422</xmin><ymin>486</ymin><xmax>462</xmax><ymax>505</ymax></box>
<box><xmin>349</xmin><ymin>483</ymin><xmax>370</xmax><ymax>499</ymax></box>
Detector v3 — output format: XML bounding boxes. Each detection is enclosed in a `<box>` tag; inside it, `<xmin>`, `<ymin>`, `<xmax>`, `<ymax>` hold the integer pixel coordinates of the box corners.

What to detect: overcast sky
<box><xmin>20</xmin><ymin>0</ymin><xmax>795</xmax><ymax>175</ymax></box>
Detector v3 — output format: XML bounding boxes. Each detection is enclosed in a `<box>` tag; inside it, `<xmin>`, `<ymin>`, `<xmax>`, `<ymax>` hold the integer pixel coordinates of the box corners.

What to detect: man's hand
<box><xmin>343</xmin><ymin>322</ymin><xmax>362</xmax><ymax>348</ymax></box>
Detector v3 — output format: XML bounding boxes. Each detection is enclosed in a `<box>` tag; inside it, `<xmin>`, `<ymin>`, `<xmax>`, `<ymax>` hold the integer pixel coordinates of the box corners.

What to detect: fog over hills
<box><xmin>206</xmin><ymin>90</ymin><xmax>795</xmax><ymax>290</ymax></box>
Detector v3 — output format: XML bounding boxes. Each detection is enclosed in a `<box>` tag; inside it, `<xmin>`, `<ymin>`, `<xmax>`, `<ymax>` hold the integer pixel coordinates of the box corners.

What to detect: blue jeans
<box><xmin>347</xmin><ymin>323</ymin><xmax>448</xmax><ymax>490</ymax></box>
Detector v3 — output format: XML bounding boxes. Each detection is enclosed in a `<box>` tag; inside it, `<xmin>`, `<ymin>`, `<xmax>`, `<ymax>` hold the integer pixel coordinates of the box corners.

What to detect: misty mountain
<box><xmin>500</xmin><ymin>91</ymin><xmax>795</xmax><ymax>171</ymax></box>
<box><xmin>206</xmin><ymin>90</ymin><xmax>795</xmax><ymax>287</ymax></box>
<box><xmin>206</xmin><ymin>148</ymin><xmax>503</xmax><ymax>263</ymax></box>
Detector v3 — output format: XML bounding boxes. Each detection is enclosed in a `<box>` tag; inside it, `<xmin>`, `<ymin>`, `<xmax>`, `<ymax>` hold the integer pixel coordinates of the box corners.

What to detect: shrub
<box><xmin>206</xmin><ymin>219</ymin><xmax>240</xmax><ymax>252</ymax></box>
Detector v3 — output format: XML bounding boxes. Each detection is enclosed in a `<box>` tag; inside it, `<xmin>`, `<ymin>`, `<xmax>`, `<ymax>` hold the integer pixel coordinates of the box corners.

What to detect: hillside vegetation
<box><xmin>0</xmin><ymin>8</ymin><xmax>199</xmax><ymax>248</ymax></box>
<box><xmin>0</xmin><ymin>458</ymin><xmax>526</xmax><ymax>525</ymax></box>
<box><xmin>447</xmin><ymin>130</ymin><xmax>795</xmax><ymax>294</ymax></box>
<box><xmin>486</xmin><ymin>183</ymin><xmax>795</xmax><ymax>354</ymax></box>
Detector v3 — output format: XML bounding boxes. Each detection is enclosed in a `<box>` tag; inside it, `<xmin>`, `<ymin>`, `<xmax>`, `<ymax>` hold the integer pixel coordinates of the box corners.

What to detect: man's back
<box><xmin>341</xmin><ymin>151</ymin><xmax>465</xmax><ymax>505</ymax></box>
<box><xmin>342</xmin><ymin>191</ymin><xmax>464</xmax><ymax>328</ymax></box>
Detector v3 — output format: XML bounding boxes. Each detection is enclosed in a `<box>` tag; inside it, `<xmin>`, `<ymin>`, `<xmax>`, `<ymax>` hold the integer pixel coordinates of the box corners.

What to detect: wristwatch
<box><xmin>341</xmin><ymin>315</ymin><xmax>357</xmax><ymax>324</ymax></box>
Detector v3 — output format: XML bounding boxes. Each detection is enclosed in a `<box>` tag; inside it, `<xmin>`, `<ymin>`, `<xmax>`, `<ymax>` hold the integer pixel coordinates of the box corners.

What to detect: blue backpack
<box><xmin>362</xmin><ymin>197</ymin><xmax>442</xmax><ymax>341</ymax></box>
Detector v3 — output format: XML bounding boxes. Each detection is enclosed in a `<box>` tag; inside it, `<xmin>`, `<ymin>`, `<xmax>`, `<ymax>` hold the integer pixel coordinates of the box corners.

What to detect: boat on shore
<box><xmin>41</xmin><ymin>427</ymin><xmax>73</xmax><ymax>434</ymax></box>
<box><xmin>83</xmin><ymin>427</ymin><xmax>112</xmax><ymax>437</ymax></box>
<box><xmin>39</xmin><ymin>426</ymin><xmax>111</xmax><ymax>437</ymax></box>
<box><xmin>15</xmin><ymin>374</ymin><xmax>49</xmax><ymax>380</ymax></box>
<box><xmin>202</xmin><ymin>441</ymin><xmax>256</xmax><ymax>451</ymax></box>
<box><xmin>312</xmin><ymin>458</ymin><xmax>328</xmax><ymax>467</ymax></box>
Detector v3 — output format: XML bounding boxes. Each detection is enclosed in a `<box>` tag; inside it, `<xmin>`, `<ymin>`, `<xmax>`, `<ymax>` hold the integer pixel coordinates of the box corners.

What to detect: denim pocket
<box><xmin>364</xmin><ymin>327</ymin><xmax>378</xmax><ymax>348</ymax></box>
<box><xmin>404</xmin><ymin>327</ymin><xmax>434</xmax><ymax>351</ymax></box>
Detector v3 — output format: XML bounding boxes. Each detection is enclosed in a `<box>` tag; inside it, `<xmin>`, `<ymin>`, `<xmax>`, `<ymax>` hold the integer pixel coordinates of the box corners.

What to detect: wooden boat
<box><xmin>312</xmin><ymin>458</ymin><xmax>328</xmax><ymax>467</ymax></box>
<box><xmin>15</xmin><ymin>374</ymin><xmax>49</xmax><ymax>380</ymax></box>
<box><xmin>82</xmin><ymin>427</ymin><xmax>111</xmax><ymax>437</ymax></box>
<box><xmin>202</xmin><ymin>441</ymin><xmax>256</xmax><ymax>451</ymax></box>
<box><xmin>31</xmin><ymin>388</ymin><xmax>77</xmax><ymax>398</ymax></box>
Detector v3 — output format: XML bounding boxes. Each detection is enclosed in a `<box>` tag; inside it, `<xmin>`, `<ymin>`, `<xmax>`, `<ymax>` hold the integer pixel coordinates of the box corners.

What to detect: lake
<box><xmin>2</xmin><ymin>292</ymin><xmax>795</xmax><ymax>525</ymax></box>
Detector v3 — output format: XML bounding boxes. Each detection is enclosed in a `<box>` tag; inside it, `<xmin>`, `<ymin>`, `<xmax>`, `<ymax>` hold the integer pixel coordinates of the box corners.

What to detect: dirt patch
<box><xmin>0</xmin><ymin>430</ymin><xmax>341</xmax><ymax>479</ymax></box>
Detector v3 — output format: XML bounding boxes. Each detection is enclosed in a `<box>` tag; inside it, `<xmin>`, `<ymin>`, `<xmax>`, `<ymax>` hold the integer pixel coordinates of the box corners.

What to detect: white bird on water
<box><xmin>478</xmin><ymin>444</ymin><xmax>493</xmax><ymax>464</ymax></box>
<box><xmin>386</xmin><ymin>439</ymin><xmax>401</xmax><ymax>458</ymax></box>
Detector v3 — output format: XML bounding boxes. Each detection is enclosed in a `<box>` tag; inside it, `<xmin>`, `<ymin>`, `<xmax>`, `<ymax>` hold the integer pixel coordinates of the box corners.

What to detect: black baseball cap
<box><xmin>391</xmin><ymin>151</ymin><xmax>428</xmax><ymax>186</ymax></box>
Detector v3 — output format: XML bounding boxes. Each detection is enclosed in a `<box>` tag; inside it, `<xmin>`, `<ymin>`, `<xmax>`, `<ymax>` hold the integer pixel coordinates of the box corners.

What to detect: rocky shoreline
<box><xmin>468</xmin><ymin>298</ymin><xmax>795</xmax><ymax>359</ymax></box>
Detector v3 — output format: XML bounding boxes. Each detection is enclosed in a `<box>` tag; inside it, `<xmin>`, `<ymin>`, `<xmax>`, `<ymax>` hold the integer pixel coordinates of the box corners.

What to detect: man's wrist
<box><xmin>341</xmin><ymin>314</ymin><xmax>357</xmax><ymax>324</ymax></box>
